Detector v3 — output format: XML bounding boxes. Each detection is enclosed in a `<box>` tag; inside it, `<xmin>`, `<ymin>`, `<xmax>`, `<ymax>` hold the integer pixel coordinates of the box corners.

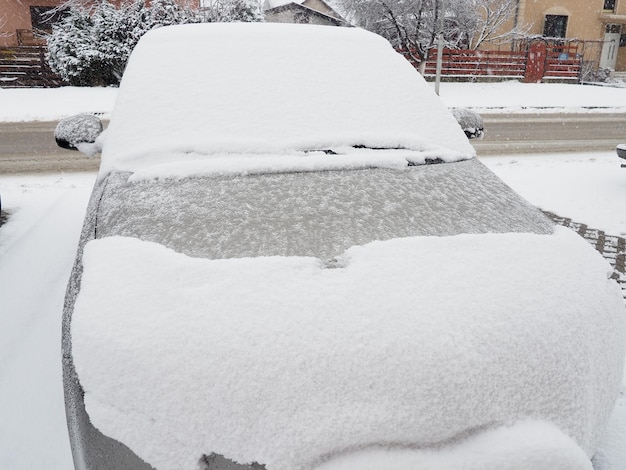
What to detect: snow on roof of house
<box><xmin>264</xmin><ymin>0</ymin><xmax>301</xmax><ymax>9</ymax></box>
<box><xmin>264</xmin><ymin>0</ymin><xmax>340</xmax><ymax>14</ymax></box>
<box><xmin>99</xmin><ymin>23</ymin><xmax>474</xmax><ymax>177</ymax></box>
<box><xmin>264</xmin><ymin>1</ymin><xmax>346</xmax><ymax>24</ymax></box>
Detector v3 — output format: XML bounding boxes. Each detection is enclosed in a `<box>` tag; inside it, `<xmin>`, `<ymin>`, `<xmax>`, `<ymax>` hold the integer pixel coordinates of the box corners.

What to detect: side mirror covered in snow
<box><xmin>451</xmin><ymin>108</ymin><xmax>484</xmax><ymax>140</ymax></box>
<box><xmin>617</xmin><ymin>144</ymin><xmax>626</xmax><ymax>164</ymax></box>
<box><xmin>55</xmin><ymin>114</ymin><xmax>103</xmax><ymax>154</ymax></box>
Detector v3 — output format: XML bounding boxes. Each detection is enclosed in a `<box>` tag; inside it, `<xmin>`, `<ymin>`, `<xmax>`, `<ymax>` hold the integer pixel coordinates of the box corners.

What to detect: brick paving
<box><xmin>543</xmin><ymin>211</ymin><xmax>626</xmax><ymax>299</ymax></box>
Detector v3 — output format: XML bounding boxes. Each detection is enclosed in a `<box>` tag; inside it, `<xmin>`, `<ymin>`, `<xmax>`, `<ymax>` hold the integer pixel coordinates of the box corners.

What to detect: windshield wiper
<box><xmin>410</xmin><ymin>157</ymin><xmax>445</xmax><ymax>166</ymax></box>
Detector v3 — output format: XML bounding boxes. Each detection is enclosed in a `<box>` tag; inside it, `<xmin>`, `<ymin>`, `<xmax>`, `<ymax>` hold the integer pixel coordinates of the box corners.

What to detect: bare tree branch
<box><xmin>336</xmin><ymin>0</ymin><xmax>527</xmax><ymax>66</ymax></box>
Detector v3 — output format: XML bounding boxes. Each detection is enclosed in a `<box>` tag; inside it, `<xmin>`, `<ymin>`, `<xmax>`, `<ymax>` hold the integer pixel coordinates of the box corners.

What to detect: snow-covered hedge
<box><xmin>46</xmin><ymin>0</ymin><xmax>262</xmax><ymax>87</ymax></box>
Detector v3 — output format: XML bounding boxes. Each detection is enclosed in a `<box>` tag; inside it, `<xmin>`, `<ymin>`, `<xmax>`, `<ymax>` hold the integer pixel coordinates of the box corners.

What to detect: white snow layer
<box><xmin>72</xmin><ymin>228</ymin><xmax>626</xmax><ymax>470</ymax></box>
<box><xmin>127</xmin><ymin>147</ymin><xmax>452</xmax><ymax>182</ymax></box>
<box><xmin>99</xmin><ymin>23</ymin><xmax>474</xmax><ymax>176</ymax></box>
<box><xmin>0</xmin><ymin>87</ymin><xmax>116</xmax><ymax>122</ymax></box>
<box><xmin>313</xmin><ymin>420</ymin><xmax>592</xmax><ymax>470</ymax></box>
<box><xmin>435</xmin><ymin>81</ymin><xmax>626</xmax><ymax>113</ymax></box>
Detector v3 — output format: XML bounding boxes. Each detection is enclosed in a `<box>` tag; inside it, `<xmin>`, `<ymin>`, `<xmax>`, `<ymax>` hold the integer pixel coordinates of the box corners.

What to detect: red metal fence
<box><xmin>424</xmin><ymin>50</ymin><xmax>526</xmax><ymax>78</ymax></box>
<box><xmin>400</xmin><ymin>41</ymin><xmax>583</xmax><ymax>83</ymax></box>
<box><xmin>544</xmin><ymin>43</ymin><xmax>581</xmax><ymax>80</ymax></box>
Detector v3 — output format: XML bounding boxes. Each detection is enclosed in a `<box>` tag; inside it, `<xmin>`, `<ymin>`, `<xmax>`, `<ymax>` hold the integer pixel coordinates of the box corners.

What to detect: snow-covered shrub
<box><xmin>46</xmin><ymin>0</ymin><xmax>261</xmax><ymax>87</ymax></box>
<box><xmin>201</xmin><ymin>0</ymin><xmax>263</xmax><ymax>22</ymax></box>
<box><xmin>580</xmin><ymin>62</ymin><xmax>614</xmax><ymax>84</ymax></box>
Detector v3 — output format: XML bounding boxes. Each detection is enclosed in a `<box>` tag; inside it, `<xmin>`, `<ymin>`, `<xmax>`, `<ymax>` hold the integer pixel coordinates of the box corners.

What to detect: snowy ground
<box><xmin>0</xmin><ymin>87</ymin><xmax>117</xmax><ymax>122</ymax></box>
<box><xmin>0</xmin><ymin>83</ymin><xmax>625</xmax><ymax>469</ymax></box>
<box><xmin>1</xmin><ymin>81</ymin><xmax>626</xmax><ymax>122</ymax></box>
<box><xmin>0</xmin><ymin>173</ymin><xmax>94</xmax><ymax>469</ymax></box>
<box><xmin>484</xmin><ymin>152</ymin><xmax>626</xmax><ymax>237</ymax></box>
<box><xmin>433</xmin><ymin>81</ymin><xmax>626</xmax><ymax>113</ymax></box>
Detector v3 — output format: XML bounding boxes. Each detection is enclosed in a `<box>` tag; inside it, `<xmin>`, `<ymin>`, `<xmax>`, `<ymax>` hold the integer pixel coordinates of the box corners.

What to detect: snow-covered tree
<box><xmin>200</xmin><ymin>0</ymin><xmax>263</xmax><ymax>22</ymax></box>
<box><xmin>47</xmin><ymin>0</ymin><xmax>261</xmax><ymax>86</ymax></box>
<box><xmin>338</xmin><ymin>0</ymin><xmax>438</xmax><ymax>65</ymax></box>
<box><xmin>447</xmin><ymin>0</ymin><xmax>528</xmax><ymax>50</ymax></box>
<box><xmin>338</xmin><ymin>0</ymin><xmax>524</xmax><ymax>64</ymax></box>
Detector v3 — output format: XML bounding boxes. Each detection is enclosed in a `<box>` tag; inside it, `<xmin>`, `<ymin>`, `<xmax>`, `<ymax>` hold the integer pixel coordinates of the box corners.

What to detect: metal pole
<box><xmin>512</xmin><ymin>0</ymin><xmax>521</xmax><ymax>51</ymax></box>
<box><xmin>435</xmin><ymin>0</ymin><xmax>446</xmax><ymax>95</ymax></box>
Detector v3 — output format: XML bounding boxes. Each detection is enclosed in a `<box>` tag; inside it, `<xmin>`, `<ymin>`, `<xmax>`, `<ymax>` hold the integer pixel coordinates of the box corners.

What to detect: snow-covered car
<box><xmin>63</xmin><ymin>23</ymin><xmax>625</xmax><ymax>470</ymax></box>
<box><xmin>618</xmin><ymin>144</ymin><xmax>626</xmax><ymax>167</ymax></box>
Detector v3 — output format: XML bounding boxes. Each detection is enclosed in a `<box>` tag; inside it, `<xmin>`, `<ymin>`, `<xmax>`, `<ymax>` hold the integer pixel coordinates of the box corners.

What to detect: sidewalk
<box><xmin>544</xmin><ymin>211</ymin><xmax>626</xmax><ymax>299</ymax></box>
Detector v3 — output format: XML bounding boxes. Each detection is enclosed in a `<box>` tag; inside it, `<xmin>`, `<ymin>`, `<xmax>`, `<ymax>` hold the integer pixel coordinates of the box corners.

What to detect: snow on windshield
<box><xmin>72</xmin><ymin>228</ymin><xmax>625</xmax><ymax>470</ymax></box>
<box><xmin>100</xmin><ymin>23</ymin><xmax>474</xmax><ymax>176</ymax></box>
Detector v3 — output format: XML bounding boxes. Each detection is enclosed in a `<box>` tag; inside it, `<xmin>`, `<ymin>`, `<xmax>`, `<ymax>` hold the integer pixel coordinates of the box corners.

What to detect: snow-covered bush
<box><xmin>201</xmin><ymin>0</ymin><xmax>263</xmax><ymax>22</ymax></box>
<box><xmin>46</xmin><ymin>0</ymin><xmax>262</xmax><ymax>86</ymax></box>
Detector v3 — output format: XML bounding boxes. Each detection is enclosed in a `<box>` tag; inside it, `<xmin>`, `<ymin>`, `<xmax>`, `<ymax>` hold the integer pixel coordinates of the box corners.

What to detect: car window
<box><xmin>94</xmin><ymin>159</ymin><xmax>553</xmax><ymax>261</ymax></box>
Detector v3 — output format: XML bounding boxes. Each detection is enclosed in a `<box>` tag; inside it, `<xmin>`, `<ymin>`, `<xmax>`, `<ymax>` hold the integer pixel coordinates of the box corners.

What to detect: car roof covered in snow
<box><xmin>99</xmin><ymin>22</ymin><xmax>474</xmax><ymax>177</ymax></box>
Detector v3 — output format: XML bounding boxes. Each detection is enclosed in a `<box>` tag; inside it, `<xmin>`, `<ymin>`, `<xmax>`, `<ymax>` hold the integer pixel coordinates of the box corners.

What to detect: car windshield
<box><xmin>94</xmin><ymin>159</ymin><xmax>553</xmax><ymax>261</ymax></box>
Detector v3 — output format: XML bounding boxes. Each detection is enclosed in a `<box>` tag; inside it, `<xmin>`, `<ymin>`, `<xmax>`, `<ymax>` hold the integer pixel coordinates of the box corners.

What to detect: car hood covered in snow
<box><xmin>71</xmin><ymin>228</ymin><xmax>625</xmax><ymax>470</ymax></box>
<box><xmin>98</xmin><ymin>23</ymin><xmax>474</xmax><ymax>176</ymax></box>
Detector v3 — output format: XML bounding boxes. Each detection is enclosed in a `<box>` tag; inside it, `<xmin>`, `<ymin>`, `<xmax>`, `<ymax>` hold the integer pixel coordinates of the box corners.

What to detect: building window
<box><xmin>606</xmin><ymin>24</ymin><xmax>622</xmax><ymax>34</ymax></box>
<box><xmin>604</xmin><ymin>0</ymin><xmax>616</xmax><ymax>11</ymax></box>
<box><xmin>543</xmin><ymin>15</ymin><xmax>568</xmax><ymax>38</ymax></box>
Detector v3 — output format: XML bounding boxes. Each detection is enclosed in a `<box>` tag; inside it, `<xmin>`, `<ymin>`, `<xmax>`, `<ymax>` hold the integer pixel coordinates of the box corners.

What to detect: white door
<box><xmin>600</xmin><ymin>24</ymin><xmax>622</xmax><ymax>70</ymax></box>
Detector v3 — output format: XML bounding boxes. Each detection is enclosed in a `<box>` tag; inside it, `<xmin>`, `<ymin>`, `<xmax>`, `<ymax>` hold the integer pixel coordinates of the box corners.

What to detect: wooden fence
<box><xmin>400</xmin><ymin>42</ymin><xmax>582</xmax><ymax>83</ymax></box>
<box><xmin>0</xmin><ymin>47</ymin><xmax>65</xmax><ymax>88</ymax></box>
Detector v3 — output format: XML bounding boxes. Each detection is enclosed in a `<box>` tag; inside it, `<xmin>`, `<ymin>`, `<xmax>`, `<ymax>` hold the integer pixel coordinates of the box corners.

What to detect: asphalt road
<box><xmin>0</xmin><ymin>113</ymin><xmax>625</xmax><ymax>173</ymax></box>
<box><xmin>472</xmin><ymin>112</ymin><xmax>626</xmax><ymax>155</ymax></box>
<box><xmin>0</xmin><ymin>121</ymin><xmax>101</xmax><ymax>173</ymax></box>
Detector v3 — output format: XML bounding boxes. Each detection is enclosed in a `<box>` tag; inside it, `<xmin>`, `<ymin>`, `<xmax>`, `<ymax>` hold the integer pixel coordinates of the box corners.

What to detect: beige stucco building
<box><xmin>509</xmin><ymin>0</ymin><xmax>626</xmax><ymax>73</ymax></box>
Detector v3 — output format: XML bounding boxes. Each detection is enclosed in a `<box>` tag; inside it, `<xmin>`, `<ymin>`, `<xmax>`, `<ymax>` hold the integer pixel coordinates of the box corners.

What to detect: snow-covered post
<box><xmin>434</xmin><ymin>0</ymin><xmax>446</xmax><ymax>95</ymax></box>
